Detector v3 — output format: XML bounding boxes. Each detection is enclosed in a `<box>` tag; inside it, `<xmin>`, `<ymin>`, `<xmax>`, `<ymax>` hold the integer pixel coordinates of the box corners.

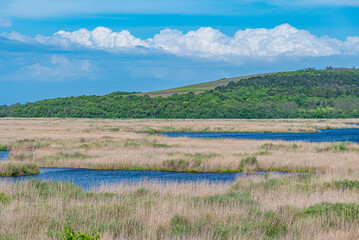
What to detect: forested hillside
<box><xmin>2</xmin><ymin>69</ymin><xmax>359</xmax><ymax>118</ymax></box>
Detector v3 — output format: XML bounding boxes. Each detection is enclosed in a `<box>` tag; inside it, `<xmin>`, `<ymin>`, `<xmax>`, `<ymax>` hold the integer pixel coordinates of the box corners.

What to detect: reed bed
<box><xmin>1</xmin><ymin>120</ymin><xmax>358</xmax><ymax>173</ymax></box>
<box><xmin>0</xmin><ymin>118</ymin><xmax>358</xmax><ymax>138</ymax></box>
<box><xmin>1</xmin><ymin>118</ymin><xmax>359</xmax><ymax>239</ymax></box>
<box><xmin>1</xmin><ymin>173</ymin><xmax>359</xmax><ymax>239</ymax></box>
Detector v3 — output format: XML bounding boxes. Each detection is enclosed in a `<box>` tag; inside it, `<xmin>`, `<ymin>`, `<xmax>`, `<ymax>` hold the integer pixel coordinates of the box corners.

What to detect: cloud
<box><xmin>149</xmin><ymin>24</ymin><xmax>343</xmax><ymax>58</ymax></box>
<box><xmin>0</xmin><ymin>17</ymin><xmax>11</xmax><ymax>27</ymax></box>
<box><xmin>2</xmin><ymin>24</ymin><xmax>359</xmax><ymax>62</ymax></box>
<box><xmin>54</xmin><ymin>27</ymin><xmax>146</xmax><ymax>49</ymax></box>
<box><xmin>19</xmin><ymin>55</ymin><xmax>93</xmax><ymax>81</ymax></box>
<box><xmin>1</xmin><ymin>31</ymin><xmax>35</xmax><ymax>43</ymax></box>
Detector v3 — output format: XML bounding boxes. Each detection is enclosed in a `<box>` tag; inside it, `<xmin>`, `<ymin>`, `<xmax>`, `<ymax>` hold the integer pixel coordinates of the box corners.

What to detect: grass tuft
<box><xmin>317</xmin><ymin>142</ymin><xmax>351</xmax><ymax>152</ymax></box>
<box><xmin>162</xmin><ymin>159</ymin><xmax>189</xmax><ymax>171</ymax></box>
<box><xmin>0</xmin><ymin>162</ymin><xmax>39</xmax><ymax>177</ymax></box>
<box><xmin>297</xmin><ymin>202</ymin><xmax>359</xmax><ymax>221</ymax></box>
<box><xmin>0</xmin><ymin>145</ymin><xmax>9</xmax><ymax>151</ymax></box>
<box><xmin>0</xmin><ymin>192</ymin><xmax>11</xmax><ymax>205</ymax></box>
<box><xmin>239</xmin><ymin>156</ymin><xmax>258</xmax><ymax>172</ymax></box>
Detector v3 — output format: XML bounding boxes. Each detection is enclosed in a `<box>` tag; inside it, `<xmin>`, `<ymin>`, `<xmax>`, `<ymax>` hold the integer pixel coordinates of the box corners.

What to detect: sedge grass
<box><xmin>0</xmin><ymin>118</ymin><xmax>358</xmax><ymax>173</ymax></box>
<box><xmin>1</xmin><ymin>173</ymin><xmax>359</xmax><ymax>239</ymax></box>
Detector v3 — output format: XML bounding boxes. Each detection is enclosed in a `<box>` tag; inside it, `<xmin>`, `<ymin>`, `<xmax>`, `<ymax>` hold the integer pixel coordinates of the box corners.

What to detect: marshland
<box><xmin>1</xmin><ymin>118</ymin><xmax>359</xmax><ymax>239</ymax></box>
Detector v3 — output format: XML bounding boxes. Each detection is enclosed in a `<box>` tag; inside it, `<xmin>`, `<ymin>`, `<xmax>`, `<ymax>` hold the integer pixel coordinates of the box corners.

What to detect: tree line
<box><xmin>2</xmin><ymin>69</ymin><xmax>359</xmax><ymax>119</ymax></box>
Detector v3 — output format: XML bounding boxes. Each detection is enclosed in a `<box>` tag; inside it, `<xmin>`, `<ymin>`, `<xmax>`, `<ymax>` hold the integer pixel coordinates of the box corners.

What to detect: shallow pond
<box><xmin>5</xmin><ymin>128</ymin><xmax>356</xmax><ymax>189</ymax></box>
<box><xmin>0</xmin><ymin>168</ymin><xmax>279</xmax><ymax>190</ymax></box>
<box><xmin>160</xmin><ymin>128</ymin><xmax>359</xmax><ymax>143</ymax></box>
<box><xmin>0</xmin><ymin>151</ymin><xmax>10</xmax><ymax>161</ymax></box>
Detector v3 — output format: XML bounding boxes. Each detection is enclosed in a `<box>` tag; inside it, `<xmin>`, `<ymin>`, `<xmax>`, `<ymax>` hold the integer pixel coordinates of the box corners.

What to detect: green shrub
<box><xmin>0</xmin><ymin>145</ymin><xmax>9</xmax><ymax>151</ymax></box>
<box><xmin>0</xmin><ymin>192</ymin><xmax>11</xmax><ymax>205</ymax></box>
<box><xmin>62</xmin><ymin>226</ymin><xmax>100</xmax><ymax>240</ymax></box>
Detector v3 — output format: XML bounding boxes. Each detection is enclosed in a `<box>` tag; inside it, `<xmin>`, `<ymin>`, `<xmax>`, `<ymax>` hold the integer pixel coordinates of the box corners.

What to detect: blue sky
<box><xmin>1</xmin><ymin>0</ymin><xmax>359</xmax><ymax>105</ymax></box>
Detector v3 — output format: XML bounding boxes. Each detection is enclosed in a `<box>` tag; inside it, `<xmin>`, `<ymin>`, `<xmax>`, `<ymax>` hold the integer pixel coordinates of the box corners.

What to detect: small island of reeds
<box><xmin>0</xmin><ymin>162</ymin><xmax>39</xmax><ymax>177</ymax></box>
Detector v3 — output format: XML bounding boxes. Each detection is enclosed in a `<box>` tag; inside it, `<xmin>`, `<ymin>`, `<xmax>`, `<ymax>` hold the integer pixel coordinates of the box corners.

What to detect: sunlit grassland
<box><xmin>2</xmin><ymin>173</ymin><xmax>359</xmax><ymax>239</ymax></box>
<box><xmin>0</xmin><ymin>118</ymin><xmax>359</xmax><ymax>173</ymax></box>
<box><xmin>1</xmin><ymin>118</ymin><xmax>359</xmax><ymax>239</ymax></box>
<box><xmin>137</xmin><ymin>72</ymin><xmax>279</xmax><ymax>97</ymax></box>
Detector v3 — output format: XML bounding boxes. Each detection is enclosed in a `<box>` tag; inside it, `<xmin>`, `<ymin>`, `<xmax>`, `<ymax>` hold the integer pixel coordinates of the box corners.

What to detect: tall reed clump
<box><xmin>0</xmin><ymin>162</ymin><xmax>39</xmax><ymax>177</ymax></box>
<box><xmin>239</xmin><ymin>156</ymin><xmax>259</xmax><ymax>172</ymax></box>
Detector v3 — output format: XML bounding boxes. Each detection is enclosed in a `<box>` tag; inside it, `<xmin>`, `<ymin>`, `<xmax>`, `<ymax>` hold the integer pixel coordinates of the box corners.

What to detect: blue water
<box><xmin>346</xmin><ymin>123</ymin><xmax>359</xmax><ymax>126</ymax></box>
<box><xmin>160</xmin><ymin>128</ymin><xmax>359</xmax><ymax>143</ymax></box>
<box><xmin>3</xmin><ymin>128</ymin><xmax>357</xmax><ymax>189</ymax></box>
<box><xmin>0</xmin><ymin>168</ymin><xmax>267</xmax><ymax>190</ymax></box>
<box><xmin>0</xmin><ymin>151</ymin><xmax>10</xmax><ymax>161</ymax></box>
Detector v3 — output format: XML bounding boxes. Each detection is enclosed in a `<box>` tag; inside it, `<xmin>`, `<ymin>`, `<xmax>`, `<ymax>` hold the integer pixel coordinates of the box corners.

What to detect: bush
<box><xmin>62</xmin><ymin>226</ymin><xmax>100</xmax><ymax>240</ymax></box>
<box><xmin>0</xmin><ymin>145</ymin><xmax>9</xmax><ymax>151</ymax></box>
<box><xmin>0</xmin><ymin>192</ymin><xmax>11</xmax><ymax>205</ymax></box>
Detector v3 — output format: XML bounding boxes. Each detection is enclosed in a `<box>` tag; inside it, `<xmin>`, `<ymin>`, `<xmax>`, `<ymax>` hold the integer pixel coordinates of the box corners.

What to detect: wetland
<box><xmin>1</xmin><ymin>118</ymin><xmax>359</xmax><ymax>239</ymax></box>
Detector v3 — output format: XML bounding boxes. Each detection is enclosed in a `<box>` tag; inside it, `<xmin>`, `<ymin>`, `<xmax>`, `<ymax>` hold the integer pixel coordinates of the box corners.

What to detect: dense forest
<box><xmin>2</xmin><ymin>69</ymin><xmax>359</xmax><ymax>118</ymax></box>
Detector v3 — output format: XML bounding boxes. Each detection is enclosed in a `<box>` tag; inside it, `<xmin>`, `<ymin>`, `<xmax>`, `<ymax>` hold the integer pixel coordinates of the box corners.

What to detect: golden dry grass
<box><xmin>0</xmin><ymin>118</ymin><xmax>358</xmax><ymax>173</ymax></box>
<box><xmin>1</xmin><ymin>118</ymin><xmax>359</xmax><ymax>239</ymax></box>
<box><xmin>1</xmin><ymin>173</ymin><xmax>359</xmax><ymax>239</ymax></box>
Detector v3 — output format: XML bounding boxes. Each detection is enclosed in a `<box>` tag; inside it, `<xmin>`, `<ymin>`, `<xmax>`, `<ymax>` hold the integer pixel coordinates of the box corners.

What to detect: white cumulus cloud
<box><xmin>34</xmin><ymin>26</ymin><xmax>148</xmax><ymax>50</ymax></box>
<box><xmin>2</xmin><ymin>24</ymin><xmax>359</xmax><ymax>61</ymax></box>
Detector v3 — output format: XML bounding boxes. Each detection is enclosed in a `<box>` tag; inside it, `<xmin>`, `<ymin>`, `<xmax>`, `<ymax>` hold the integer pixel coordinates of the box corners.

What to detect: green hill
<box><xmin>2</xmin><ymin>68</ymin><xmax>359</xmax><ymax>119</ymax></box>
<box><xmin>139</xmin><ymin>71</ymin><xmax>287</xmax><ymax>97</ymax></box>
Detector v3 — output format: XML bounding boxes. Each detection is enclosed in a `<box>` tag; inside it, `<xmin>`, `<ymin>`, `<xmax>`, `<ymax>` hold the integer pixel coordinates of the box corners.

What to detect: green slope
<box><xmin>140</xmin><ymin>71</ymin><xmax>287</xmax><ymax>97</ymax></box>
